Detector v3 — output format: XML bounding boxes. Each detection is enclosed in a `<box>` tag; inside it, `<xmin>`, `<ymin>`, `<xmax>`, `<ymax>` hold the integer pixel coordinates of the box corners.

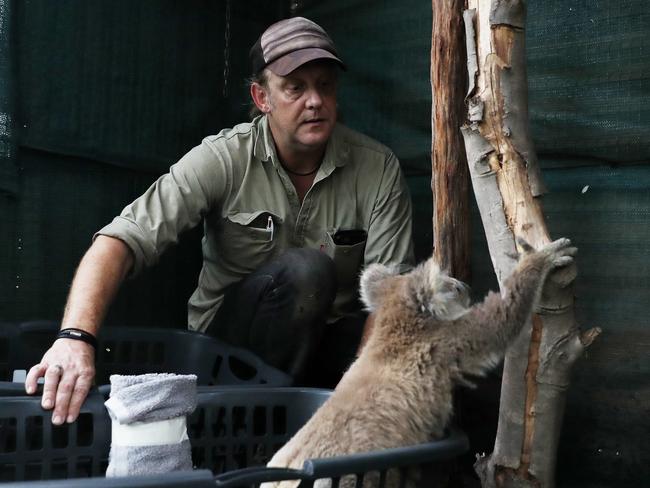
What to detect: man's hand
<box><xmin>25</xmin><ymin>339</ymin><xmax>95</xmax><ymax>425</ymax></box>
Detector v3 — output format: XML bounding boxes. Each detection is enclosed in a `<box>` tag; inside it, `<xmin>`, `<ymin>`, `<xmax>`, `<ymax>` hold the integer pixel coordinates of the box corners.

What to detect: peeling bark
<box><xmin>461</xmin><ymin>1</ymin><xmax>600</xmax><ymax>487</ymax></box>
<box><xmin>464</xmin><ymin>9</ymin><xmax>479</xmax><ymax>99</ymax></box>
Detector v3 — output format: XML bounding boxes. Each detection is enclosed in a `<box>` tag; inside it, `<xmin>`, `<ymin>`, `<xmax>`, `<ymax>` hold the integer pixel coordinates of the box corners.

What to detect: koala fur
<box><xmin>263</xmin><ymin>238</ymin><xmax>577</xmax><ymax>488</ymax></box>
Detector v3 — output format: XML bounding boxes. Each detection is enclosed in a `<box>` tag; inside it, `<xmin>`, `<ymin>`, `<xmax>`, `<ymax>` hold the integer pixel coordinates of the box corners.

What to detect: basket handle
<box><xmin>0</xmin><ymin>380</ymin><xmax>37</xmax><ymax>395</ymax></box>
<box><xmin>18</xmin><ymin>320</ymin><xmax>60</xmax><ymax>333</ymax></box>
<box><xmin>214</xmin><ymin>466</ymin><xmax>310</xmax><ymax>488</ymax></box>
<box><xmin>304</xmin><ymin>426</ymin><xmax>469</xmax><ymax>477</ymax></box>
<box><xmin>0</xmin><ymin>381</ymin><xmax>107</xmax><ymax>399</ymax></box>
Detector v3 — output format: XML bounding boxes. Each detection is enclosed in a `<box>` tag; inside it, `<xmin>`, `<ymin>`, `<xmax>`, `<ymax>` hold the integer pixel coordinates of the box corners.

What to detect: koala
<box><xmin>263</xmin><ymin>238</ymin><xmax>576</xmax><ymax>488</ymax></box>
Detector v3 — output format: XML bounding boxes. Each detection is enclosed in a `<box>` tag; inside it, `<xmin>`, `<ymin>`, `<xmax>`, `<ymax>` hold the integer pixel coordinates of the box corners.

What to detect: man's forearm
<box><xmin>26</xmin><ymin>235</ymin><xmax>134</xmax><ymax>423</ymax></box>
<box><xmin>61</xmin><ymin>235</ymin><xmax>134</xmax><ymax>334</ymax></box>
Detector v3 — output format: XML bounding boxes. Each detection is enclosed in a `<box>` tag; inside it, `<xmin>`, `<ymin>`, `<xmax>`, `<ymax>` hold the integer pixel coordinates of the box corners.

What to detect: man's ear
<box><xmin>250</xmin><ymin>82</ymin><xmax>270</xmax><ymax>113</ymax></box>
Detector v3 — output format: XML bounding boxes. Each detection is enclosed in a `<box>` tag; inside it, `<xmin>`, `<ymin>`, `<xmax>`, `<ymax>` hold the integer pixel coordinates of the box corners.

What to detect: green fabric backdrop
<box><xmin>0</xmin><ymin>1</ymin><xmax>648</xmax><ymax>486</ymax></box>
<box><xmin>0</xmin><ymin>0</ymin><xmax>17</xmax><ymax>196</ymax></box>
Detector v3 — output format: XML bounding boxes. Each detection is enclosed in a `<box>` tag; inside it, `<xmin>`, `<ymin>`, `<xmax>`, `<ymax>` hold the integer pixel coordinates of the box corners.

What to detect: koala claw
<box><xmin>546</xmin><ymin>237</ymin><xmax>572</xmax><ymax>252</ymax></box>
<box><xmin>553</xmin><ymin>255</ymin><xmax>574</xmax><ymax>267</ymax></box>
<box><xmin>517</xmin><ymin>236</ymin><xmax>576</xmax><ymax>259</ymax></box>
<box><xmin>541</xmin><ymin>238</ymin><xmax>578</xmax><ymax>271</ymax></box>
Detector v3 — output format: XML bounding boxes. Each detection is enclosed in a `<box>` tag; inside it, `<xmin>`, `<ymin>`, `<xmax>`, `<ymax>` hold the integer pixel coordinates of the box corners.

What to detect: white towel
<box><xmin>104</xmin><ymin>373</ymin><xmax>197</xmax><ymax>477</ymax></box>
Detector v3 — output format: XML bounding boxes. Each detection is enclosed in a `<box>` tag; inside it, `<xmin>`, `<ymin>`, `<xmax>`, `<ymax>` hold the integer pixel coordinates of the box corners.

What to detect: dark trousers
<box><xmin>206</xmin><ymin>248</ymin><xmax>366</xmax><ymax>387</ymax></box>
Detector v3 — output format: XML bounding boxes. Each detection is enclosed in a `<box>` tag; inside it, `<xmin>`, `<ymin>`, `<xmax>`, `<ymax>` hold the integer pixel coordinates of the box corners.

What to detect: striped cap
<box><xmin>250</xmin><ymin>17</ymin><xmax>345</xmax><ymax>76</ymax></box>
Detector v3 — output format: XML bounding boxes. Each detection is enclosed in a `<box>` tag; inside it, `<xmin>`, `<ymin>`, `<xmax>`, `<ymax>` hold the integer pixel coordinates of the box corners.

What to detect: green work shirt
<box><xmin>97</xmin><ymin>115</ymin><xmax>414</xmax><ymax>332</ymax></box>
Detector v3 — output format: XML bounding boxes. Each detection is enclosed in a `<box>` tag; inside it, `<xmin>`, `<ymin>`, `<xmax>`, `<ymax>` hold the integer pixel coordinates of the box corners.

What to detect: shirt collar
<box><xmin>253</xmin><ymin>115</ymin><xmax>351</xmax><ymax>171</ymax></box>
<box><xmin>253</xmin><ymin>115</ymin><xmax>275</xmax><ymax>163</ymax></box>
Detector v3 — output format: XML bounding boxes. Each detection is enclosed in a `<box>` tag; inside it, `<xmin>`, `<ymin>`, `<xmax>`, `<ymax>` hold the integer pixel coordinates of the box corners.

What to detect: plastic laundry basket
<box><xmin>0</xmin><ymin>470</ymin><xmax>217</xmax><ymax>487</ymax></box>
<box><xmin>0</xmin><ymin>386</ymin><xmax>468</xmax><ymax>486</ymax></box>
<box><xmin>0</xmin><ymin>388</ymin><xmax>111</xmax><ymax>481</ymax></box>
<box><xmin>0</xmin><ymin>321</ymin><xmax>292</xmax><ymax>387</ymax></box>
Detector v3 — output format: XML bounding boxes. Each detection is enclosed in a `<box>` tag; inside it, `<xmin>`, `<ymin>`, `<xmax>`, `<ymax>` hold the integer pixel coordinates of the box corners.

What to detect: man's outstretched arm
<box><xmin>25</xmin><ymin>235</ymin><xmax>134</xmax><ymax>424</ymax></box>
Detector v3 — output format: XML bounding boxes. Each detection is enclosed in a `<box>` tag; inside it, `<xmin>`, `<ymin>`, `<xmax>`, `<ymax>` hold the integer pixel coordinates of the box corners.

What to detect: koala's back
<box><xmin>269</xmin><ymin>351</ymin><xmax>452</xmax><ymax>472</ymax></box>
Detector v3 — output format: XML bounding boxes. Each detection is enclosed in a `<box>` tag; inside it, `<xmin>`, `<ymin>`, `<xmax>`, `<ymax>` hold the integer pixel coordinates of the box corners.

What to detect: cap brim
<box><xmin>266</xmin><ymin>48</ymin><xmax>346</xmax><ymax>76</ymax></box>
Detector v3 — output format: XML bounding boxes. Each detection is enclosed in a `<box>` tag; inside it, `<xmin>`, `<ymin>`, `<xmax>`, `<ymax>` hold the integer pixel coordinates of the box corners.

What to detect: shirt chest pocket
<box><xmin>218</xmin><ymin>210</ymin><xmax>282</xmax><ymax>273</ymax></box>
<box><xmin>324</xmin><ymin>229</ymin><xmax>367</xmax><ymax>289</ymax></box>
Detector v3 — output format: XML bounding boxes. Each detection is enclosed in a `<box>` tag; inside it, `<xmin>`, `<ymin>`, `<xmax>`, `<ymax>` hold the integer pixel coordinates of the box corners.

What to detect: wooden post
<box><xmin>431</xmin><ymin>0</ymin><xmax>470</xmax><ymax>282</ymax></box>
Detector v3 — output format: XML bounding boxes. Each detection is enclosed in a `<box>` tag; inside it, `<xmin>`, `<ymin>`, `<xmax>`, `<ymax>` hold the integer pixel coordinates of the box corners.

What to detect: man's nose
<box><xmin>305</xmin><ymin>87</ymin><xmax>323</xmax><ymax>109</ymax></box>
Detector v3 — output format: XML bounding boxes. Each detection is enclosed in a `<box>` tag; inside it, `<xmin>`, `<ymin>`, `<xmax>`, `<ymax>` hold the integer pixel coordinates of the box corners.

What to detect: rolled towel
<box><xmin>104</xmin><ymin>373</ymin><xmax>197</xmax><ymax>477</ymax></box>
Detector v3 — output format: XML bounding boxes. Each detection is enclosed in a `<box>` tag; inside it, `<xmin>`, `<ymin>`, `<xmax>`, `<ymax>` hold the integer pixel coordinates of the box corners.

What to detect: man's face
<box><xmin>263</xmin><ymin>61</ymin><xmax>338</xmax><ymax>155</ymax></box>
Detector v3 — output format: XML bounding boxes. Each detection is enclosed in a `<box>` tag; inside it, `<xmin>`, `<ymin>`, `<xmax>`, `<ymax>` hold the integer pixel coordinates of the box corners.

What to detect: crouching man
<box><xmin>26</xmin><ymin>16</ymin><xmax>414</xmax><ymax>425</ymax></box>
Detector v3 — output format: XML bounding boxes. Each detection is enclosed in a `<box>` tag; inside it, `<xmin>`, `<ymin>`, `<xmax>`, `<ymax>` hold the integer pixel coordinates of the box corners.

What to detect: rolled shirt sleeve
<box><xmin>364</xmin><ymin>151</ymin><xmax>415</xmax><ymax>272</ymax></box>
<box><xmin>96</xmin><ymin>141</ymin><xmax>228</xmax><ymax>276</ymax></box>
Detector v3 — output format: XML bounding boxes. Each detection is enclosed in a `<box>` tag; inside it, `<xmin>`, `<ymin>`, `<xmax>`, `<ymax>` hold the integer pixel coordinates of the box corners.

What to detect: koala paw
<box><xmin>542</xmin><ymin>237</ymin><xmax>578</xmax><ymax>268</ymax></box>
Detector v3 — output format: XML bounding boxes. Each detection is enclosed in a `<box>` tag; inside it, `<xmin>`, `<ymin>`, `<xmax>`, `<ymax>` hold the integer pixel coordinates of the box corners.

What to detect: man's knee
<box><xmin>260</xmin><ymin>248</ymin><xmax>336</xmax><ymax>322</ymax></box>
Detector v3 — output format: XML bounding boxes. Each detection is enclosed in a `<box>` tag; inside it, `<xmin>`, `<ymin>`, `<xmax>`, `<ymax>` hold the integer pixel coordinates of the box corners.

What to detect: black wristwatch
<box><xmin>56</xmin><ymin>328</ymin><xmax>98</xmax><ymax>350</ymax></box>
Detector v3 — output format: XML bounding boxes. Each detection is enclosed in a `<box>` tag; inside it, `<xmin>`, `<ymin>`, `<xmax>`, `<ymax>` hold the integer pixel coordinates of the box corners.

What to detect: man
<box><xmin>25</xmin><ymin>17</ymin><xmax>414</xmax><ymax>425</ymax></box>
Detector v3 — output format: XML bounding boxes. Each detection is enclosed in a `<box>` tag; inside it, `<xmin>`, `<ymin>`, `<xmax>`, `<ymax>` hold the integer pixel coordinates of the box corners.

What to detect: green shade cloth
<box><xmin>1</xmin><ymin>2</ymin><xmax>648</xmax><ymax>485</ymax></box>
<box><xmin>528</xmin><ymin>1</ymin><xmax>650</xmax><ymax>164</ymax></box>
<box><xmin>0</xmin><ymin>0</ymin><xmax>17</xmax><ymax>196</ymax></box>
<box><xmin>16</xmin><ymin>0</ymin><xmax>286</xmax><ymax>172</ymax></box>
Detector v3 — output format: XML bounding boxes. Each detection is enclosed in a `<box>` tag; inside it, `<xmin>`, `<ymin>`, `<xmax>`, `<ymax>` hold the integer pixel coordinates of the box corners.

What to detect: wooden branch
<box><xmin>461</xmin><ymin>1</ymin><xmax>598</xmax><ymax>487</ymax></box>
<box><xmin>431</xmin><ymin>0</ymin><xmax>471</xmax><ymax>281</ymax></box>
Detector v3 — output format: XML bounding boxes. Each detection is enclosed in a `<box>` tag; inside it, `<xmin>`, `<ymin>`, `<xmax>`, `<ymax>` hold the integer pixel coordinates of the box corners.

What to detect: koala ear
<box><xmin>410</xmin><ymin>257</ymin><xmax>442</xmax><ymax>290</ymax></box>
<box><xmin>410</xmin><ymin>257</ymin><xmax>469</xmax><ymax>321</ymax></box>
<box><xmin>359</xmin><ymin>263</ymin><xmax>400</xmax><ymax>312</ymax></box>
